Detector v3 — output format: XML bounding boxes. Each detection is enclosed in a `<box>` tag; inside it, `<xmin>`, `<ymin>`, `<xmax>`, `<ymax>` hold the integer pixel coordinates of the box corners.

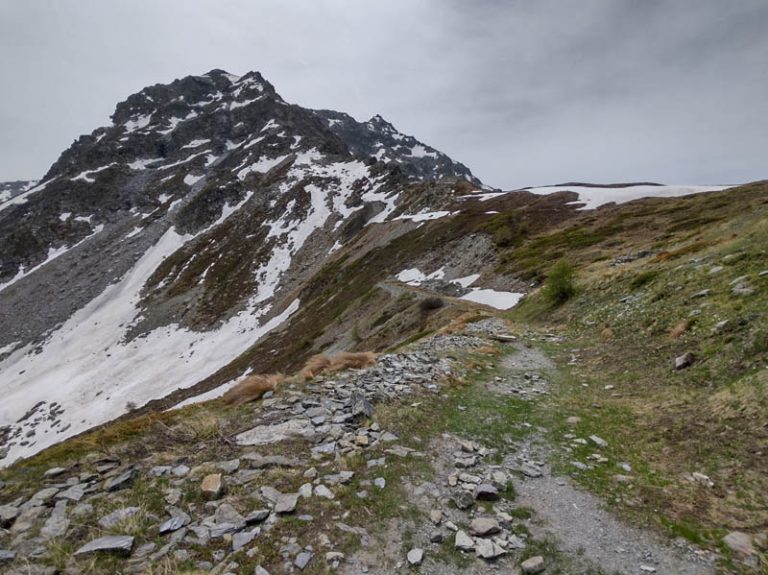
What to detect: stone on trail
<box><xmin>159</xmin><ymin>513</ymin><xmax>190</xmax><ymax>534</ymax></box>
<box><xmin>242</xmin><ymin>453</ymin><xmax>302</xmax><ymax>469</ymax></box>
<box><xmin>235</xmin><ymin>419</ymin><xmax>317</xmax><ymax>446</ymax></box>
<box><xmin>430</xmin><ymin>530</ymin><xmax>444</xmax><ymax>543</ymax></box>
<box><xmin>453</xmin><ymin>491</ymin><xmax>475</xmax><ymax>510</ymax></box>
<box><xmin>98</xmin><ymin>506</ymin><xmax>140</xmax><ymax>529</ymax></box>
<box><xmin>0</xmin><ymin>549</ymin><xmax>16</xmax><ymax>563</ymax></box>
<box><xmin>429</xmin><ymin>509</ymin><xmax>443</xmax><ymax>525</ymax></box>
<box><xmin>232</xmin><ymin>530</ymin><xmax>256</xmax><ymax>551</ymax></box>
<box><xmin>58</xmin><ymin>483</ymin><xmax>86</xmax><ymax>502</ymax></box>
<box><xmin>245</xmin><ymin>509</ymin><xmax>270</xmax><ymax>524</ymax></box>
<box><xmin>74</xmin><ymin>535</ymin><xmax>134</xmax><ymax>556</ymax></box>
<box><xmin>298</xmin><ymin>483</ymin><xmax>313</xmax><ymax>498</ymax></box>
<box><xmin>200</xmin><ymin>473</ymin><xmax>223</xmax><ymax>499</ymax></box>
<box><xmin>295</xmin><ymin>551</ymin><xmax>313</xmax><ymax>570</ymax></box>
<box><xmin>521</xmin><ymin>463</ymin><xmax>543</xmax><ymax>478</ymax></box>
<box><xmin>214</xmin><ymin>503</ymin><xmax>245</xmax><ymax>527</ymax></box>
<box><xmin>469</xmin><ymin>517</ymin><xmax>501</xmax><ymax>537</ymax></box>
<box><xmin>214</xmin><ymin>458</ymin><xmax>240</xmax><ymax>473</ymax></box>
<box><xmin>475</xmin><ymin>538</ymin><xmax>506</xmax><ymax>560</ymax></box>
<box><xmin>104</xmin><ymin>468</ymin><xmax>135</xmax><ymax>492</ymax></box>
<box><xmin>474</xmin><ymin>483</ymin><xmax>500</xmax><ymax>501</ymax></box>
<box><xmin>407</xmin><ymin>548</ymin><xmax>424</xmax><ymax>565</ymax></box>
<box><xmin>315</xmin><ymin>484</ymin><xmax>335</xmax><ymax>499</ymax></box>
<box><xmin>674</xmin><ymin>352</ymin><xmax>695</xmax><ymax>370</ymax></box>
<box><xmin>40</xmin><ymin>500</ymin><xmax>69</xmax><ymax>539</ymax></box>
<box><xmin>521</xmin><ymin>555</ymin><xmax>545</xmax><ymax>574</ymax></box>
<box><xmin>43</xmin><ymin>466</ymin><xmax>67</xmax><ymax>478</ymax></box>
<box><xmin>27</xmin><ymin>486</ymin><xmax>59</xmax><ymax>506</ymax></box>
<box><xmin>275</xmin><ymin>493</ymin><xmax>300</xmax><ymax>514</ymax></box>
<box><xmin>589</xmin><ymin>435</ymin><xmax>608</xmax><ymax>448</ymax></box>
<box><xmin>723</xmin><ymin>531</ymin><xmax>755</xmax><ymax>556</ymax></box>
<box><xmin>455</xmin><ymin>530</ymin><xmax>475</xmax><ymax>551</ymax></box>
<box><xmin>351</xmin><ymin>391</ymin><xmax>374</xmax><ymax>418</ymax></box>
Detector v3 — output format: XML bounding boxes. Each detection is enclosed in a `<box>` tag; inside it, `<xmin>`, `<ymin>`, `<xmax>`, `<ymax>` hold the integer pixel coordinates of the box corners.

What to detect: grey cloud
<box><xmin>0</xmin><ymin>0</ymin><xmax>765</xmax><ymax>188</ymax></box>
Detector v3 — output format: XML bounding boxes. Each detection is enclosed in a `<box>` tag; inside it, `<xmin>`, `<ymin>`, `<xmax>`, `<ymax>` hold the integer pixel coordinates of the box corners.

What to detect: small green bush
<box><xmin>543</xmin><ymin>261</ymin><xmax>576</xmax><ymax>305</ymax></box>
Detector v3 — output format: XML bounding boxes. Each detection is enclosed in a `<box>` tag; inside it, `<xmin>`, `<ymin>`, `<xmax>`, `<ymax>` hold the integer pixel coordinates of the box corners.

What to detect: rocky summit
<box><xmin>1</xmin><ymin>68</ymin><xmax>767</xmax><ymax>575</ymax></box>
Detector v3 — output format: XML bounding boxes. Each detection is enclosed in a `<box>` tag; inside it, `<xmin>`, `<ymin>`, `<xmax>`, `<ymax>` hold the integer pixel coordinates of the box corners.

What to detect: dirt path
<box><xmin>341</xmin><ymin>320</ymin><xmax>718</xmax><ymax>574</ymax></box>
<box><xmin>500</xmin><ymin>341</ymin><xmax>717</xmax><ymax>575</ymax></box>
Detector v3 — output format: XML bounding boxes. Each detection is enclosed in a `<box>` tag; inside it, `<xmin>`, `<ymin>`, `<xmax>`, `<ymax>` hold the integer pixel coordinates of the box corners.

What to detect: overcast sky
<box><xmin>1</xmin><ymin>0</ymin><xmax>766</xmax><ymax>188</ymax></box>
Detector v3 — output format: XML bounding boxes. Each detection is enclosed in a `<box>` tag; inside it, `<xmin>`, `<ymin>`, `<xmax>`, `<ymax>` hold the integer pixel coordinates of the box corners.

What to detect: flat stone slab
<box><xmin>236</xmin><ymin>419</ymin><xmax>317</xmax><ymax>446</ymax></box>
<box><xmin>98</xmin><ymin>506</ymin><xmax>140</xmax><ymax>529</ymax></box>
<box><xmin>275</xmin><ymin>493</ymin><xmax>300</xmax><ymax>514</ymax></box>
<box><xmin>469</xmin><ymin>517</ymin><xmax>501</xmax><ymax>536</ymax></box>
<box><xmin>241</xmin><ymin>453</ymin><xmax>303</xmax><ymax>468</ymax></box>
<box><xmin>74</xmin><ymin>535</ymin><xmax>134</xmax><ymax>556</ymax></box>
<box><xmin>455</xmin><ymin>530</ymin><xmax>475</xmax><ymax>551</ymax></box>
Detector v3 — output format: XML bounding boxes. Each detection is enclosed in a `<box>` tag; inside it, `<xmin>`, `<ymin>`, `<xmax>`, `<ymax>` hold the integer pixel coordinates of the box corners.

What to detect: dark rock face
<box><xmin>0</xmin><ymin>68</ymin><xmax>482</xmax><ymax>347</ymax></box>
<box><xmin>314</xmin><ymin>110</ymin><xmax>481</xmax><ymax>185</ymax></box>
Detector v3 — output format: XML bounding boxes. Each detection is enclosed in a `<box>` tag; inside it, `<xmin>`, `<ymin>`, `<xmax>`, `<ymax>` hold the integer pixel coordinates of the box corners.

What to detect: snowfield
<box><xmin>460</xmin><ymin>184</ymin><xmax>734</xmax><ymax>209</ymax></box>
<box><xmin>0</xmin><ymin>196</ymin><xmax>298</xmax><ymax>467</ymax></box>
<box><xmin>525</xmin><ymin>184</ymin><xmax>734</xmax><ymax>210</ymax></box>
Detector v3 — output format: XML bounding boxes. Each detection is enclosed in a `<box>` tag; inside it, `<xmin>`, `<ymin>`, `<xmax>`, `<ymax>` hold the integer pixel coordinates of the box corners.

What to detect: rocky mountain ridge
<box><xmin>0</xmin><ymin>69</ymin><xmax>511</xmax><ymax>466</ymax></box>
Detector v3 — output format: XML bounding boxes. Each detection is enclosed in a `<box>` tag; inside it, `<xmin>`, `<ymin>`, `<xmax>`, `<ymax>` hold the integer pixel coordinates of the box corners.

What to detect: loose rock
<box><xmin>407</xmin><ymin>548</ymin><xmax>424</xmax><ymax>565</ymax></box>
<box><xmin>74</xmin><ymin>535</ymin><xmax>135</xmax><ymax>556</ymax></box>
<box><xmin>521</xmin><ymin>555</ymin><xmax>545</xmax><ymax>573</ymax></box>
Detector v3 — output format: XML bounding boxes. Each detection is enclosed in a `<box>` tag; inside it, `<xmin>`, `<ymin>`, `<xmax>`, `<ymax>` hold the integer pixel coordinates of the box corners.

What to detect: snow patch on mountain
<box><xmin>0</xmin><ymin>178</ymin><xmax>57</xmax><ymax>213</ymax></box>
<box><xmin>71</xmin><ymin>163</ymin><xmax>117</xmax><ymax>183</ymax></box>
<box><xmin>236</xmin><ymin>155</ymin><xmax>289</xmax><ymax>180</ymax></box>
<box><xmin>460</xmin><ymin>288</ymin><xmax>524</xmax><ymax>310</ymax></box>
<box><xmin>0</xmin><ymin>225</ymin><xmax>103</xmax><ymax>294</ymax></box>
<box><xmin>0</xmin><ymin>192</ymin><xmax>296</xmax><ymax>466</ymax></box>
<box><xmin>181</xmin><ymin>139</ymin><xmax>211</xmax><ymax>149</ymax></box>
<box><xmin>461</xmin><ymin>184</ymin><xmax>734</xmax><ymax>210</ymax></box>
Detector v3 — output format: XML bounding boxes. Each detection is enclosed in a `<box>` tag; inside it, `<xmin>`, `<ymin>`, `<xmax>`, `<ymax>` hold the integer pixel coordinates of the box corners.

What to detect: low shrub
<box><xmin>543</xmin><ymin>261</ymin><xmax>576</xmax><ymax>306</ymax></box>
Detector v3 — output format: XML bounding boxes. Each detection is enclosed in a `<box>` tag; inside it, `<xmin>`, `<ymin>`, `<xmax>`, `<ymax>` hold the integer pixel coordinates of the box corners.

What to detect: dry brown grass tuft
<box><xmin>300</xmin><ymin>351</ymin><xmax>377</xmax><ymax>380</ymax></box>
<box><xmin>652</xmin><ymin>240</ymin><xmax>713</xmax><ymax>262</ymax></box>
<box><xmin>300</xmin><ymin>353</ymin><xmax>332</xmax><ymax>379</ymax></box>
<box><xmin>220</xmin><ymin>373</ymin><xmax>285</xmax><ymax>406</ymax></box>
<box><xmin>669</xmin><ymin>319</ymin><xmax>691</xmax><ymax>339</ymax></box>
<box><xmin>600</xmin><ymin>325</ymin><xmax>614</xmax><ymax>342</ymax></box>
<box><xmin>172</xmin><ymin>409</ymin><xmax>222</xmax><ymax>441</ymax></box>
<box><xmin>328</xmin><ymin>351</ymin><xmax>377</xmax><ymax>372</ymax></box>
<box><xmin>438</xmin><ymin>311</ymin><xmax>490</xmax><ymax>335</ymax></box>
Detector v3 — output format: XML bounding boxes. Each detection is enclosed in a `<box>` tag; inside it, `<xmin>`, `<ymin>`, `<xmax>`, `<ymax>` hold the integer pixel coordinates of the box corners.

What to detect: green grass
<box><xmin>504</xmin><ymin>183</ymin><xmax>768</xmax><ymax>568</ymax></box>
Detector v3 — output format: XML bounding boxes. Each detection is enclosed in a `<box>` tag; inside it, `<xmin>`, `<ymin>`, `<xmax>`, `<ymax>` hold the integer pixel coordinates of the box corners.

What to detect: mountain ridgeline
<box><xmin>0</xmin><ymin>68</ymin><xmax>540</xmax><ymax>465</ymax></box>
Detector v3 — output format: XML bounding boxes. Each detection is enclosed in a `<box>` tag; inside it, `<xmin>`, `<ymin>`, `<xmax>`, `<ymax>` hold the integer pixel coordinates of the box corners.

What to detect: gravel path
<box><xmin>500</xmin><ymin>340</ymin><xmax>717</xmax><ymax>575</ymax></box>
<box><xmin>516</xmin><ymin>471</ymin><xmax>715</xmax><ymax>575</ymax></box>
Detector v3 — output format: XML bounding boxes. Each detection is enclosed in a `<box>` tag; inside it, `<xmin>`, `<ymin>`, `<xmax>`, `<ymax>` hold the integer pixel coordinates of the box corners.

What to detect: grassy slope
<box><xmin>4</xmin><ymin>181</ymin><xmax>766</xmax><ymax>571</ymax></box>
<box><xmin>508</xmin><ymin>181</ymin><xmax>768</xmax><ymax>554</ymax></box>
